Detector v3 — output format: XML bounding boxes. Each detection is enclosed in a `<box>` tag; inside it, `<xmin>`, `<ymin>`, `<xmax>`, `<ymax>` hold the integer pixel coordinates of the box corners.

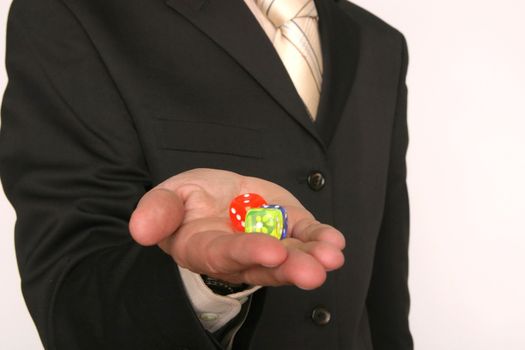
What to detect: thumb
<box><xmin>129</xmin><ymin>188</ymin><xmax>185</xmax><ymax>246</ymax></box>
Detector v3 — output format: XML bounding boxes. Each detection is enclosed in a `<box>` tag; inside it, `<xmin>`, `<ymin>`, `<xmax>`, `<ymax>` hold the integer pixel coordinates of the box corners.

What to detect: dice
<box><xmin>244</xmin><ymin>204</ymin><xmax>288</xmax><ymax>240</ymax></box>
<box><xmin>229</xmin><ymin>193</ymin><xmax>267</xmax><ymax>232</ymax></box>
<box><xmin>261</xmin><ymin>204</ymin><xmax>288</xmax><ymax>239</ymax></box>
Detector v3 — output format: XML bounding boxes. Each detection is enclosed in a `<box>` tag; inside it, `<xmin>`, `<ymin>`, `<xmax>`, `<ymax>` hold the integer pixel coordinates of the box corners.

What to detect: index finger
<box><xmin>285</xmin><ymin>207</ymin><xmax>346</xmax><ymax>249</ymax></box>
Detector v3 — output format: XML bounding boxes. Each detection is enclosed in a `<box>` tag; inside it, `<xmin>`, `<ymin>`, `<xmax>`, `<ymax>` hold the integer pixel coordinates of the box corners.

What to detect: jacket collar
<box><xmin>165</xmin><ymin>0</ymin><xmax>359</xmax><ymax>150</ymax></box>
<box><xmin>314</xmin><ymin>0</ymin><xmax>360</xmax><ymax>148</ymax></box>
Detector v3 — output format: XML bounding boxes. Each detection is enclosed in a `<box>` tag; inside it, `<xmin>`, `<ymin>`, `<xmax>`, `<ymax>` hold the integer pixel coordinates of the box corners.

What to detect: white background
<box><xmin>1</xmin><ymin>0</ymin><xmax>524</xmax><ymax>349</ymax></box>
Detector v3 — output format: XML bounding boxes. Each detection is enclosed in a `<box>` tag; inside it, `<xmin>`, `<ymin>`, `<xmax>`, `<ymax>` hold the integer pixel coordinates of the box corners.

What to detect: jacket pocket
<box><xmin>154</xmin><ymin>118</ymin><xmax>265</xmax><ymax>159</ymax></box>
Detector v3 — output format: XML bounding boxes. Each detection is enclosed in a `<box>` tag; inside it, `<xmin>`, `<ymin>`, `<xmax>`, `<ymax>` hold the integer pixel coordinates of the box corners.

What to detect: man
<box><xmin>0</xmin><ymin>0</ymin><xmax>412</xmax><ymax>349</ymax></box>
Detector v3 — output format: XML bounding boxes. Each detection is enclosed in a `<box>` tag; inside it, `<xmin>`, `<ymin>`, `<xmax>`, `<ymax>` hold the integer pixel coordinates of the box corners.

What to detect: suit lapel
<box><xmin>314</xmin><ymin>0</ymin><xmax>360</xmax><ymax>147</ymax></box>
<box><xmin>164</xmin><ymin>0</ymin><xmax>325</xmax><ymax>149</ymax></box>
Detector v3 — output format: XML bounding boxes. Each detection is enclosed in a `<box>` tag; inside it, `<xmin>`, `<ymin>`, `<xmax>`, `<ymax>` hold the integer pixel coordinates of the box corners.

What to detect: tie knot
<box><xmin>256</xmin><ymin>0</ymin><xmax>318</xmax><ymax>28</ymax></box>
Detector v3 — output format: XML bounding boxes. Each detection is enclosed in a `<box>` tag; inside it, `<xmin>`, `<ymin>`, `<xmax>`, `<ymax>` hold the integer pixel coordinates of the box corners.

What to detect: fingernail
<box><xmin>262</xmin><ymin>263</ymin><xmax>279</xmax><ymax>268</ymax></box>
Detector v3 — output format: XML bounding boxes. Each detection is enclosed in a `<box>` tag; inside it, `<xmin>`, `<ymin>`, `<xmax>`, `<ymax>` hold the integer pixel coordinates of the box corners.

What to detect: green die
<box><xmin>244</xmin><ymin>207</ymin><xmax>285</xmax><ymax>240</ymax></box>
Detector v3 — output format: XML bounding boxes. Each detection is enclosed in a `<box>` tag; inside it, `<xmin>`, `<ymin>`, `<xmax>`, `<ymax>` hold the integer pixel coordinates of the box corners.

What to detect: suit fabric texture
<box><xmin>0</xmin><ymin>0</ymin><xmax>413</xmax><ymax>349</ymax></box>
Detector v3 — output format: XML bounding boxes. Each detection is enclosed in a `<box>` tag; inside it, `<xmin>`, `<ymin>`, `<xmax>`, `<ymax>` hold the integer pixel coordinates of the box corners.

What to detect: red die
<box><xmin>229</xmin><ymin>193</ymin><xmax>267</xmax><ymax>232</ymax></box>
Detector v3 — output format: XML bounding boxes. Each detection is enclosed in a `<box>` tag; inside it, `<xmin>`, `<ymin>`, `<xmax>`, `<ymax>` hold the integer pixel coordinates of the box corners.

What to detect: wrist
<box><xmin>201</xmin><ymin>275</ymin><xmax>248</xmax><ymax>296</ymax></box>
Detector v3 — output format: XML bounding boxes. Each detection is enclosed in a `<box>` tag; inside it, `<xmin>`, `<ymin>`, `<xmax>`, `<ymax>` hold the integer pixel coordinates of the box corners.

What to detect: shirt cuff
<box><xmin>177</xmin><ymin>265</ymin><xmax>261</xmax><ymax>333</ymax></box>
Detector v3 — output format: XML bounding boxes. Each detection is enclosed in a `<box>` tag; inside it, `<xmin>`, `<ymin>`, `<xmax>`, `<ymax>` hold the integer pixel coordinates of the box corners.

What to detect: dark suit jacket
<box><xmin>0</xmin><ymin>0</ymin><xmax>412</xmax><ymax>349</ymax></box>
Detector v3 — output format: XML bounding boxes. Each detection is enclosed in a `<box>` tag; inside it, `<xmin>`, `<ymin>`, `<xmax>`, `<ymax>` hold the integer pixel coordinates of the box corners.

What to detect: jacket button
<box><xmin>311</xmin><ymin>306</ymin><xmax>331</xmax><ymax>326</ymax></box>
<box><xmin>307</xmin><ymin>171</ymin><xmax>326</xmax><ymax>191</ymax></box>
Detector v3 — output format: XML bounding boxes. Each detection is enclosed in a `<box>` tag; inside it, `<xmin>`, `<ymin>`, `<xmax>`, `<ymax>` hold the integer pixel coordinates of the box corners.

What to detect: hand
<box><xmin>129</xmin><ymin>168</ymin><xmax>346</xmax><ymax>290</ymax></box>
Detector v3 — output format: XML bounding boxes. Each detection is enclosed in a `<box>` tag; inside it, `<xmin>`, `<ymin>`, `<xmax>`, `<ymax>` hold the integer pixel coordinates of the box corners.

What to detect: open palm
<box><xmin>129</xmin><ymin>168</ymin><xmax>345</xmax><ymax>289</ymax></box>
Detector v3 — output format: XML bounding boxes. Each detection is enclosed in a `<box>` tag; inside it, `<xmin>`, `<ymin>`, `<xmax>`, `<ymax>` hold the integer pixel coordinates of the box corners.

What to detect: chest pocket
<box><xmin>154</xmin><ymin>118</ymin><xmax>266</xmax><ymax>159</ymax></box>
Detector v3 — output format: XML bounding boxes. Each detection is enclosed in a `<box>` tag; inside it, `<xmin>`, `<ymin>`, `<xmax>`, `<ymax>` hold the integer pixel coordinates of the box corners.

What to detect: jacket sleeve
<box><xmin>0</xmin><ymin>0</ymin><xmax>220</xmax><ymax>348</ymax></box>
<box><xmin>365</xmin><ymin>35</ymin><xmax>414</xmax><ymax>350</ymax></box>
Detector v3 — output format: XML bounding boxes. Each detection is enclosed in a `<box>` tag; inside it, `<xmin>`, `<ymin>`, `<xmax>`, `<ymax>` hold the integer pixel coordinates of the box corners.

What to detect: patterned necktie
<box><xmin>256</xmin><ymin>0</ymin><xmax>323</xmax><ymax>121</ymax></box>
